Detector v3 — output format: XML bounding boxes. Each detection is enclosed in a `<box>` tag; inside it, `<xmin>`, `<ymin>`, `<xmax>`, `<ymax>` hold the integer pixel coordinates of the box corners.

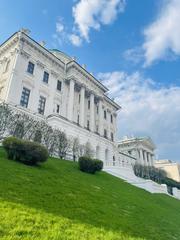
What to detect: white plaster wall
<box><xmin>47</xmin><ymin>115</ymin><xmax>116</xmax><ymax>163</ymax></box>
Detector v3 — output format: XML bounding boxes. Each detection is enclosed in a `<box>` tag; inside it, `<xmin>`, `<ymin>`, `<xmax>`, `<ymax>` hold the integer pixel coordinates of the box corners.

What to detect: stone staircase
<box><xmin>104</xmin><ymin>166</ymin><xmax>168</xmax><ymax>194</ymax></box>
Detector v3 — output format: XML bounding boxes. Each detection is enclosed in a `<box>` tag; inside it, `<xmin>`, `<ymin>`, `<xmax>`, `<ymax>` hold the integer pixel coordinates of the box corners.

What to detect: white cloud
<box><xmin>72</xmin><ymin>0</ymin><xmax>126</xmax><ymax>42</ymax></box>
<box><xmin>98</xmin><ymin>71</ymin><xmax>180</xmax><ymax>161</ymax></box>
<box><xmin>69</xmin><ymin>34</ymin><xmax>82</xmax><ymax>46</ymax></box>
<box><xmin>143</xmin><ymin>0</ymin><xmax>180</xmax><ymax>66</ymax></box>
<box><xmin>56</xmin><ymin>18</ymin><xmax>65</xmax><ymax>33</ymax></box>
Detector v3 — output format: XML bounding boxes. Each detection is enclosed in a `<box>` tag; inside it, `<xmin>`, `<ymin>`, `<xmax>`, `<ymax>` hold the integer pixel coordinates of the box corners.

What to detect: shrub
<box><xmin>2</xmin><ymin>137</ymin><xmax>21</xmax><ymax>160</ymax></box>
<box><xmin>3</xmin><ymin>137</ymin><xmax>48</xmax><ymax>165</ymax></box>
<box><xmin>94</xmin><ymin>159</ymin><xmax>103</xmax><ymax>172</ymax></box>
<box><xmin>78</xmin><ymin>156</ymin><xmax>103</xmax><ymax>174</ymax></box>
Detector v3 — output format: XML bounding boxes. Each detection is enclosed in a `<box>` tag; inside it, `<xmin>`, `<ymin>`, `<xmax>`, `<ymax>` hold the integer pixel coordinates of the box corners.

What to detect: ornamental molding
<box><xmin>10</xmin><ymin>48</ymin><xmax>19</xmax><ymax>56</ymax></box>
<box><xmin>20</xmin><ymin>50</ymin><xmax>31</xmax><ymax>59</ymax></box>
<box><xmin>0</xmin><ymin>36</ymin><xmax>19</xmax><ymax>57</ymax></box>
<box><xmin>51</xmin><ymin>70</ymin><xmax>59</xmax><ymax>78</ymax></box>
<box><xmin>66</xmin><ymin>62</ymin><xmax>108</xmax><ymax>93</ymax></box>
<box><xmin>20</xmin><ymin>36</ymin><xmax>65</xmax><ymax>71</ymax></box>
<box><xmin>36</xmin><ymin>60</ymin><xmax>46</xmax><ymax>69</ymax></box>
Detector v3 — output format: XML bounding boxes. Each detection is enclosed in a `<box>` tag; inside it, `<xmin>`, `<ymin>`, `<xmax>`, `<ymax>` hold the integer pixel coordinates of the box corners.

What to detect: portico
<box><xmin>117</xmin><ymin>137</ymin><xmax>156</xmax><ymax>166</ymax></box>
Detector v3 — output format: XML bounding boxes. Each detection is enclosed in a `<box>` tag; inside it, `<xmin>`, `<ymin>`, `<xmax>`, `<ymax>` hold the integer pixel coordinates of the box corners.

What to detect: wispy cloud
<box><xmin>123</xmin><ymin>47</ymin><xmax>144</xmax><ymax>64</ymax></box>
<box><xmin>68</xmin><ymin>34</ymin><xmax>82</xmax><ymax>47</ymax></box>
<box><xmin>143</xmin><ymin>0</ymin><xmax>180</xmax><ymax>66</ymax></box>
<box><xmin>98</xmin><ymin>71</ymin><xmax>180</xmax><ymax>160</ymax></box>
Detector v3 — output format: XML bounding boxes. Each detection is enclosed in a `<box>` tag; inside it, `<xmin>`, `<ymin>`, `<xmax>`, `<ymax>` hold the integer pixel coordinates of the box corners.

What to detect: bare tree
<box><xmin>84</xmin><ymin>141</ymin><xmax>94</xmax><ymax>158</ymax></box>
<box><xmin>0</xmin><ymin>103</ymin><xmax>13</xmax><ymax>139</ymax></box>
<box><xmin>9</xmin><ymin>112</ymin><xmax>37</xmax><ymax>139</ymax></box>
<box><xmin>72</xmin><ymin>137</ymin><xmax>80</xmax><ymax>161</ymax></box>
<box><xmin>54</xmin><ymin>130</ymin><xmax>71</xmax><ymax>159</ymax></box>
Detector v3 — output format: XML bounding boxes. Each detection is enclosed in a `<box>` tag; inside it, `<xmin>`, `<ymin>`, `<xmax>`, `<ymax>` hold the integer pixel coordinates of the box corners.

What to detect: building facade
<box><xmin>155</xmin><ymin>160</ymin><xmax>180</xmax><ymax>182</ymax></box>
<box><xmin>0</xmin><ymin>30</ymin><xmax>120</xmax><ymax>163</ymax></box>
<box><xmin>117</xmin><ymin>137</ymin><xmax>156</xmax><ymax>166</ymax></box>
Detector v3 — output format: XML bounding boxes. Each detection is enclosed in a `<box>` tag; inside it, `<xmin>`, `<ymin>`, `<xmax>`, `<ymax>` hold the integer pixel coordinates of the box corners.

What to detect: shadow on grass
<box><xmin>0</xmin><ymin>148</ymin><xmax>180</xmax><ymax>240</ymax></box>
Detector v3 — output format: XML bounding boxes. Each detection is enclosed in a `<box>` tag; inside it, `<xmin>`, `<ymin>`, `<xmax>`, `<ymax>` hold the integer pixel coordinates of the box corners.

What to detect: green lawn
<box><xmin>0</xmin><ymin>148</ymin><xmax>180</xmax><ymax>240</ymax></box>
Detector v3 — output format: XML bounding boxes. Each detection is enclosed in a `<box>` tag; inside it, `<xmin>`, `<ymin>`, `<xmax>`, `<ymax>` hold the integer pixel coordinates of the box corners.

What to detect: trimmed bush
<box><xmin>78</xmin><ymin>156</ymin><xmax>103</xmax><ymax>174</ymax></box>
<box><xmin>94</xmin><ymin>159</ymin><xmax>103</xmax><ymax>172</ymax></box>
<box><xmin>2</xmin><ymin>137</ymin><xmax>21</xmax><ymax>160</ymax></box>
<box><xmin>3</xmin><ymin>137</ymin><xmax>48</xmax><ymax>165</ymax></box>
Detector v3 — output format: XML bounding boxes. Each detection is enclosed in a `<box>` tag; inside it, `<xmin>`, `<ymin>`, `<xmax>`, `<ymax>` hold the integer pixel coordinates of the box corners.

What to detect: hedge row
<box><xmin>3</xmin><ymin>137</ymin><xmax>49</xmax><ymax>165</ymax></box>
<box><xmin>78</xmin><ymin>156</ymin><xmax>103</xmax><ymax>174</ymax></box>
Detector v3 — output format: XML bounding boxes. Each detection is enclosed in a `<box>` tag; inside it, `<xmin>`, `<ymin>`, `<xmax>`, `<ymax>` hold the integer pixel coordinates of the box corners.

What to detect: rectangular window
<box><xmin>56</xmin><ymin>104</ymin><xmax>60</xmax><ymax>114</ymax></box>
<box><xmin>27</xmin><ymin>61</ymin><xmax>34</xmax><ymax>74</ymax></box>
<box><xmin>88</xmin><ymin>100</ymin><xmax>90</xmax><ymax>109</ymax></box>
<box><xmin>104</xmin><ymin>110</ymin><xmax>107</xmax><ymax>119</ymax></box>
<box><xmin>96</xmin><ymin>106</ymin><xmax>99</xmax><ymax>114</ymax></box>
<box><xmin>77</xmin><ymin>114</ymin><xmax>80</xmax><ymax>125</ymax></box>
<box><xmin>43</xmin><ymin>71</ymin><xmax>49</xmax><ymax>83</ymax></box>
<box><xmin>79</xmin><ymin>94</ymin><xmax>81</xmax><ymax>103</ymax></box>
<box><xmin>111</xmin><ymin>132</ymin><xmax>114</xmax><ymax>141</ymax></box>
<box><xmin>38</xmin><ymin>96</ymin><xmax>46</xmax><ymax>115</ymax></box>
<box><xmin>111</xmin><ymin>114</ymin><xmax>113</xmax><ymax>123</ymax></box>
<box><xmin>104</xmin><ymin>129</ymin><xmax>107</xmax><ymax>138</ymax></box>
<box><xmin>20</xmin><ymin>87</ymin><xmax>30</xmax><ymax>108</ymax></box>
<box><xmin>87</xmin><ymin>120</ymin><xmax>90</xmax><ymax>130</ymax></box>
<box><xmin>57</xmin><ymin>80</ymin><xmax>62</xmax><ymax>91</ymax></box>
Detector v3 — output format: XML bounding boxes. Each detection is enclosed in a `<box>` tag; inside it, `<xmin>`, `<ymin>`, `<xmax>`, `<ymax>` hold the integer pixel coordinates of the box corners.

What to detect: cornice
<box><xmin>66</xmin><ymin>61</ymin><xmax>108</xmax><ymax>93</ymax></box>
<box><xmin>0</xmin><ymin>34</ymin><xmax>19</xmax><ymax>57</ymax></box>
<box><xmin>20</xmin><ymin>33</ymin><xmax>65</xmax><ymax>71</ymax></box>
<box><xmin>66</xmin><ymin>76</ymin><xmax>102</xmax><ymax>101</ymax></box>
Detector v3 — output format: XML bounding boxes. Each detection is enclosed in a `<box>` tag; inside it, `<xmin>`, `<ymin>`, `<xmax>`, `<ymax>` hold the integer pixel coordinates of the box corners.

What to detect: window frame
<box><xmin>27</xmin><ymin>61</ymin><xmax>35</xmax><ymax>75</ymax></box>
<box><xmin>104</xmin><ymin>129</ymin><xmax>107</xmax><ymax>138</ymax></box>
<box><xmin>104</xmin><ymin>110</ymin><xmax>107</xmax><ymax>119</ymax></box>
<box><xmin>111</xmin><ymin>114</ymin><xmax>113</xmax><ymax>123</ymax></box>
<box><xmin>38</xmin><ymin>95</ymin><xmax>46</xmax><ymax>115</ymax></box>
<box><xmin>20</xmin><ymin>87</ymin><xmax>30</xmax><ymax>108</ymax></box>
<box><xmin>57</xmin><ymin>80</ymin><xmax>62</xmax><ymax>91</ymax></box>
<box><xmin>56</xmin><ymin>104</ymin><xmax>60</xmax><ymax>114</ymax></box>
<box><xmin>43</xmin><ymin>71</ymin><xmax>49</xmax><ymax>84</ymax></box>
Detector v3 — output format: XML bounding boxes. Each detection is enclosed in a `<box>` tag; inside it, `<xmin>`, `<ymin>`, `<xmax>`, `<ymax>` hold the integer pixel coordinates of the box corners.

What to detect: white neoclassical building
<box><xmin>117</xmin><ymin>136</ymin><xmax>156</xmax><ymax>166</ymax></box>
<box><xmin>0</xmin><ymin>29</ymin><xmax>120</xmax><ymax>163</ymax></box>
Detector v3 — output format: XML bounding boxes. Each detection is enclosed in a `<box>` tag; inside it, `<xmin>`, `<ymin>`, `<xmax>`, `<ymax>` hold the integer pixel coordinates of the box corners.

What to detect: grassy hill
<box><xmin>0</xmin><ymin>148</ymin><xmax>180</xmax><ymax>240</ymax></box>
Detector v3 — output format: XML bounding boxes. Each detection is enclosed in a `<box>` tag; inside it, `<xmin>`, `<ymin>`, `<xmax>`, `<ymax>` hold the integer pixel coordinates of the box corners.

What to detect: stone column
<box><xmin>139</xmin><ymin>149</ymin><xmax>144</xmax><ymax>165</ymax></box>
<box><xmin>90</xmin><ymin>93</ymin><xmax>95</xmax><ymax>132</ymax></box>
<box><xmin>79</xmin><ymin>86</ymin><xmax>85</xmax><ymax>127</ymax></box>
<box><xmin>151</xmin><ymin>154</ymin><xmax>154</xmax><ymax>166</ymax></box>
<box><xmin>108</xmin><ymin>111</ymin><xmax>111</xmax><ymax>140</ymax></box>
<box><xmin>99</xmin><ymin>100</ymin><xmax>104</xmax><ymax>136</ymax></box>
<box><xmin>148</xmin><ymin>153</ymin><xmax>152</xmax><ymax>166</ymax></box>
<box><xmin>144</xmin><ymin>151</ymin><xmax>148</xmax><ymax>166</ymax></box>
<box><xmin>67</xmin><ymin>79</ymin><xmax>75</xmax><ymax>121</ymax></box>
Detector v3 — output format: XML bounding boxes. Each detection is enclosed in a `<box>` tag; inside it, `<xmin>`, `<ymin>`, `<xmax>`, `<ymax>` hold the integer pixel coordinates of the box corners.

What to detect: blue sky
<box><xmin>1</xmin><ymin>0</ymin><xmax>180</xmax><ymax>161</ymax></box>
